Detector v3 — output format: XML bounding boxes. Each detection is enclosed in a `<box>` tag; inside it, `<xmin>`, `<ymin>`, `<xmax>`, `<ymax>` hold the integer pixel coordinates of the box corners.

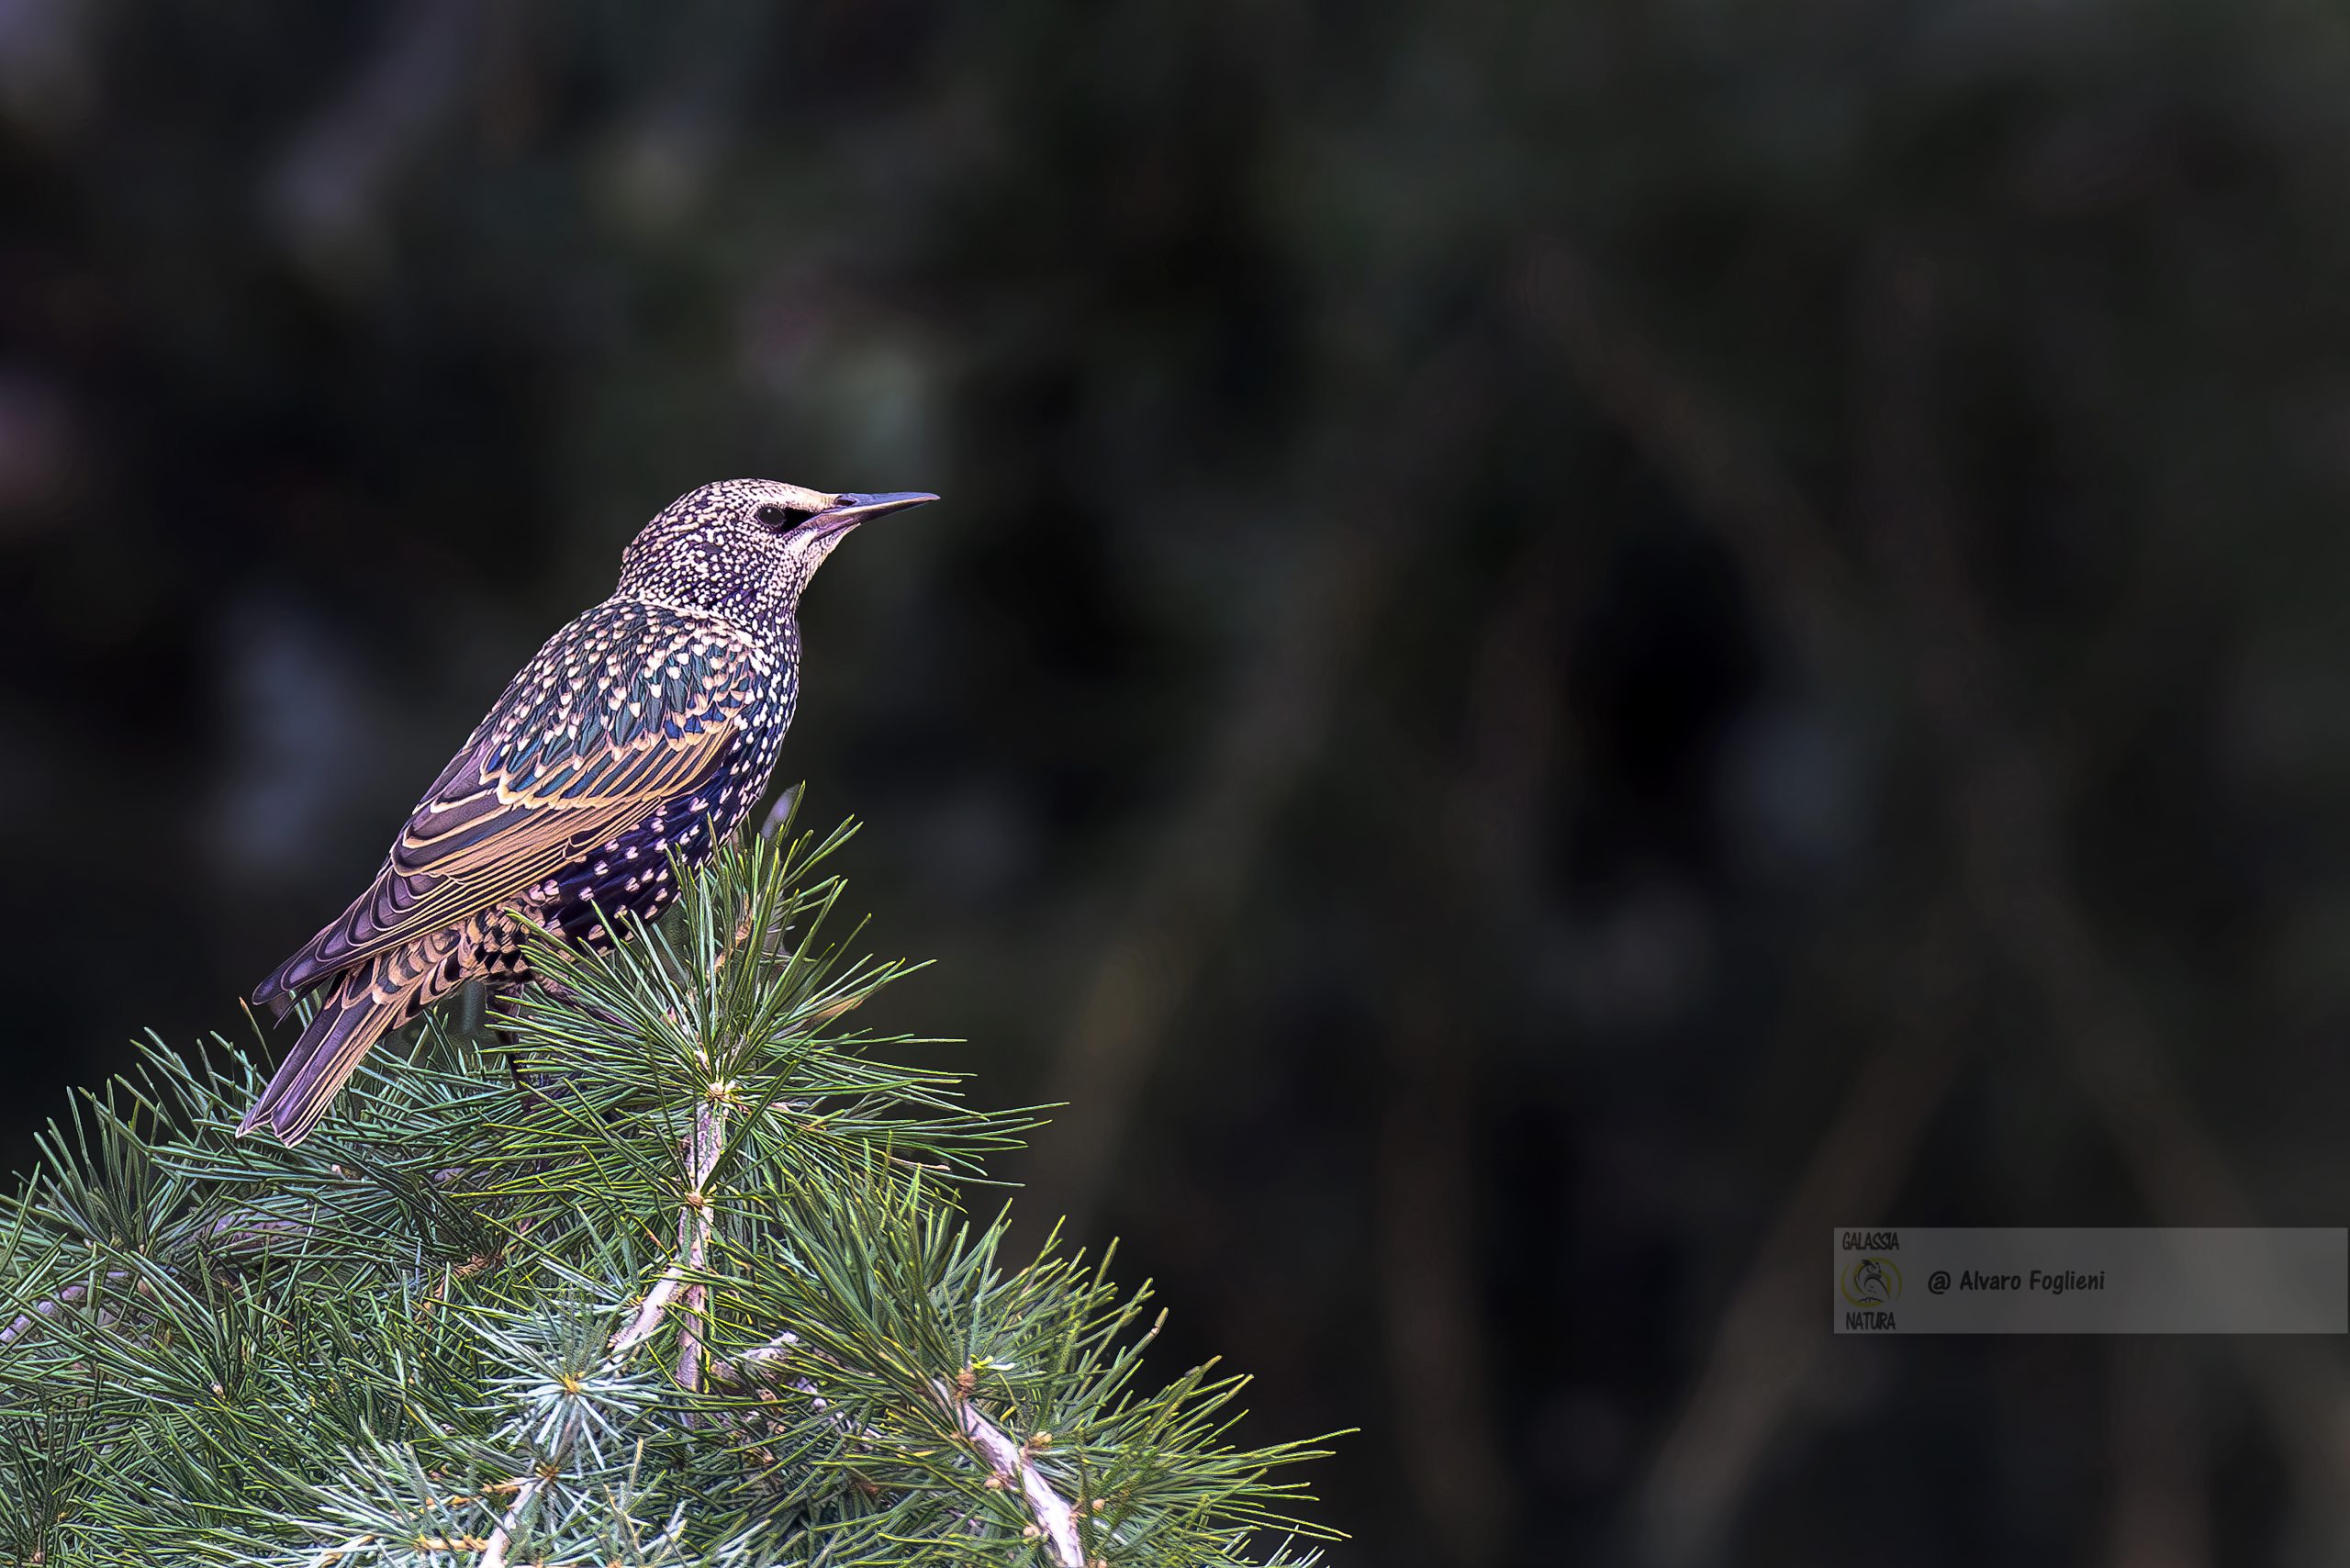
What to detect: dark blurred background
<box><xmin>6</xmin><ymin>1</ymin><xmax>2350</xmax><ymax>1562</ymax></box>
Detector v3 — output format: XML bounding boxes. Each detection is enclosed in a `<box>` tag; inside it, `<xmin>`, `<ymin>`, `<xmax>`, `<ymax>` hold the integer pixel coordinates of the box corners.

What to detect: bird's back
<box><xmin>240</xmin><ymin>595</ymin><xmax>796</xmax><ymax>1143</ymax></box>
<box><xmin>257</xmin><ymin>595</ymin><xmax>795</xmax><ymax>1008</ymax></box>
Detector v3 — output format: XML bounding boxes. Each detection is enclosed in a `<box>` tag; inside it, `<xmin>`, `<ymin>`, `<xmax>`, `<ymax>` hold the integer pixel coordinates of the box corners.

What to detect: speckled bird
<box><xmin>241</xmin><ymin>479</ymin><xmax>936</xmax><ymax>1145</ymax></box>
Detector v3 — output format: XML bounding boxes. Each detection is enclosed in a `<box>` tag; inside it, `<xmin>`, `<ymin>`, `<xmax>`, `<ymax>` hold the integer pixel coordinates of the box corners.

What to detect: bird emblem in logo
<box><xmin>1841</xmin><ymin>1256</ymin><xmax>1902</xmax><ymax>1306</ymax></box>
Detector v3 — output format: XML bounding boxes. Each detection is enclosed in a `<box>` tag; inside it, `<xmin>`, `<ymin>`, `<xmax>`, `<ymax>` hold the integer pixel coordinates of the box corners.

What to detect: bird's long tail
<box><xmin>238</xmin><ymin>962</ymin><xmax>416</xmax><ymax>1145</ymax></box>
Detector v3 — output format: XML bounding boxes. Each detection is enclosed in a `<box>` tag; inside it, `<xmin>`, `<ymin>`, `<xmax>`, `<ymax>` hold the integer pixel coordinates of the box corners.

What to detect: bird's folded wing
<box><xmin>256</xmin><ymin>620</ymin><xmax>760</xmax><ymax>1002</ymax></box>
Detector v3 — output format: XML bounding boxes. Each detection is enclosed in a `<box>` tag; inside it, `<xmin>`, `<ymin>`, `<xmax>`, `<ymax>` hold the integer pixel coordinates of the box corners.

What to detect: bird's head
<box><xmin>615</xmin><ymin>478</ymin><xmax>936</xmax><ymax>626</ymax></box>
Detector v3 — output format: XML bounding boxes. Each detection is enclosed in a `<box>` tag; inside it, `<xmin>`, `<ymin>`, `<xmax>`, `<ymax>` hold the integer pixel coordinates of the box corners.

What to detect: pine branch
<box><xmin>615</xmin><ymin>1096</ymin><xmax>724</xmax><ymax>1364</ymax></box>
<box><xmin>482</xmin><ymin>1087</ymin><xmax>726</xmax><ymax>1567</ymax></box>
<box><xmin>942</xmin><ymin>1376</ymin><xmax>1086</xmax><ymax>1565</ymax></box>
<box><xmin>0</xmin><ymin>812</ymin><xmax>1337</xmax><ymax>1566</ymax></box>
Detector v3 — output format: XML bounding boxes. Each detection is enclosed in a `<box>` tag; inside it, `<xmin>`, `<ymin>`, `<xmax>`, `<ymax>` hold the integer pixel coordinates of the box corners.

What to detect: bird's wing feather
<box><xmin>255</xmin><ymin>602</ymin><xmax>766</xmax><ymax>1002</ymax></box>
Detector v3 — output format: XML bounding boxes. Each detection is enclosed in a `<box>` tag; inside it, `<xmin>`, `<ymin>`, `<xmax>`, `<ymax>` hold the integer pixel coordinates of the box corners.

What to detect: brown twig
<box><xmin>0</xmin><ymin>1272</ymin><xmax>128</xmax><ymax>1348</ymax></box>
<box><xmin>610</xmin><ymin>1095</ymin><xmax>726</xmax><ymax>1360</ymax></box>
<box><xmin>706</xmin><ymin>1336</ymin><xmax>1086</xmax><ymax>1562</ymax></box>
<box><xmin>1375</xmin><ymin>521</ymin><xmax>1578</xmax><ymax>1562</ymax></box>
<box><xmin>1518</xmin><ymin>239</ymin><xmax>1860</xmax><ymax>669</ymax></box>
<box><xmin>673</xmin><ymin>1100</ymin><xmax>722</xmax><ymax>1392</ymax></box>
<box><xmin>1638</xmin><ymin>914</ymin><xmax>1973</xmax><ymax>1562</ymax></box>
<box><xmin>1031</xmin><ymin>333</ymin><xmax>1497</xmax><ymax>1236</ymax></box>
<box><xmin>1376</xmin><ymin>984</ymin><xmax>1512</xmax><ymax>1565</ymax></box>
<box><xmin>939</xmin><ymin>1379</ymin><xmax>1084</xmax><ymax>1567</ymax></box>
<box><xmin>2108</xmin><ymin>1338</ymin><xmax>2210</xmax><ymax>1568</ymax></box>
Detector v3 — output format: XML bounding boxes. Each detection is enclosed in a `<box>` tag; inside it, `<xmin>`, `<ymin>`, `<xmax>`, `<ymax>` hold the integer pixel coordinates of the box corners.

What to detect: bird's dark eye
<box><xmin>755</xmin><ymin>503</ymin><xmax>811</xmax><ymax>532</ymax></box>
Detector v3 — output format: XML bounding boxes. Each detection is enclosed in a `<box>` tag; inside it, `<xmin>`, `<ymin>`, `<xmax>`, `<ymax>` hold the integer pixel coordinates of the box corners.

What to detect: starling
<box><xmin>241</xmin><ymin>478</ymin><xmax>936</xmax><ymax>1145</ymax></box>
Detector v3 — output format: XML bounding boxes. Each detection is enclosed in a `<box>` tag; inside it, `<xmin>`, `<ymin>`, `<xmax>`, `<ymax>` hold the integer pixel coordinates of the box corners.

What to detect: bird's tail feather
<box><xmin>238</xmin><ymin>968</ymin><xmax>409</xmax><ymax>1146</ymax></box>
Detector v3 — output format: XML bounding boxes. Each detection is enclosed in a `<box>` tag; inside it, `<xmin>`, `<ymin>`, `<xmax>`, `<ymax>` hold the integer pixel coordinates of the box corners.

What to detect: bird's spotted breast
<box><xmin>536</xmin><ymin>737</ymin><xmax>768</xmax><ymax>949</ymax></box>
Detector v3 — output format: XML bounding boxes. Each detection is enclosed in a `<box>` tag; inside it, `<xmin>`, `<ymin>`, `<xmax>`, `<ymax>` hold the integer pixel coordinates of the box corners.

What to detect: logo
<box><xmin>1841</xmin><ymin>1255</ymin><xmax>1903</xmax><ymax>1307</ymax></box>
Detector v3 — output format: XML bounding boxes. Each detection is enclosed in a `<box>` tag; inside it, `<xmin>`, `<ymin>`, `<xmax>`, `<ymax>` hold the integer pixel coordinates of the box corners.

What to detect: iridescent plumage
<box><xmin>242</xmin><ymin>478</ymin><xmax>935</xmax><ymax>1144</ymax></box>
